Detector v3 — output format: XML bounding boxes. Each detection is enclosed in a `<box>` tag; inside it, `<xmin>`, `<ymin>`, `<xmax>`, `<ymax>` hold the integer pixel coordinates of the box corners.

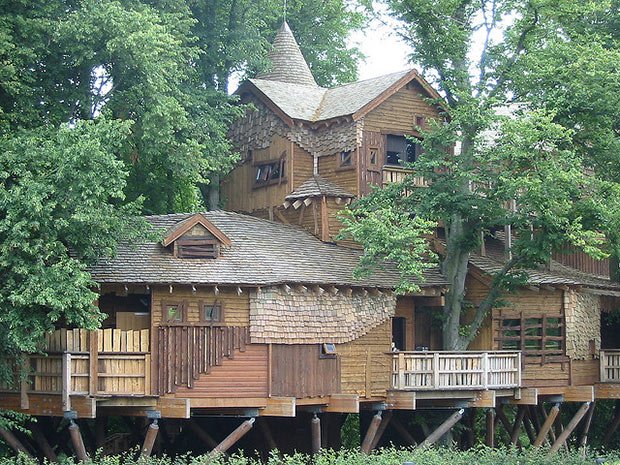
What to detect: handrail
<box><xmin>391</xmin><ymin>350</ymin><xmax>521</xmax><ymax>390</ymax></box>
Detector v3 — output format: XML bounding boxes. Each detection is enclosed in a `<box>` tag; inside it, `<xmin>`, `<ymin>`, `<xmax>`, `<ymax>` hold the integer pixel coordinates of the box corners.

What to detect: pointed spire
<box><xmin>256</xmin><ymin>22</ymin><xmax>318</xmax><ymax>87</ymax></box>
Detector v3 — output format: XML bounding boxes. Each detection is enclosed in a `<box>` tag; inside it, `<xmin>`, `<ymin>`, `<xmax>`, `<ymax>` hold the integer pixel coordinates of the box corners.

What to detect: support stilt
<box><xmin>495</xmin><ymin>405</ymin><xmax>521</xmax><ymax>447</ymax></box>
<box><xmin>94</xmin><ymin>417</ymin><xmax>107</xmax><ymax>450</ymax></box>
<box><xmin>391</xmin><ymin>415</ymin><xmax>417</xmax><ymax>446</ymax></box>
<box><xmin>140</xmin><ymin>420</ymin><xmax>159</xmax><ymax>458</ymax></box>
<box><xmin>361</xmin><ymin>411</ymin><xmax>382</xmax><ymax>454</ymax></box>
<box><xmin>485</xmin><ymin>409</ymin><xmax>495</xmax><ymax>448</ymax></box>
<box><xmin>579</xmin><ymin>401</ymin><xmax>595</xmax><ymax>449</ymax></box>
<box><xmin>528</xmin><ymin>406</ymin><xmax>542</xmax><ymax>435</ymax></box>
<box><xmin>188</xmin><ymin>419</ymin><xmax>219</xmax><ymax>450</ymax></box>
<box><xmin>311</xmin><ymin>414</ymin><xmax>321</xmax><ymax>454</ymax></box>
<box><xmin>533</xmin><ymin>403</ymin><xmax>559</xmax><ymax>447</ymax></box>
<box><xmin>209</xmin><ymin>418</ymin><xmax>255</xmax><ymax>459</ymax></box>
<box><xmin>417</xmin><ymin>409</ymin><xmax>464</xmax><ymax>449</ymax></box>
<box><xmin>548</xmin><ymin>402</ymin><xmax>591</xmax><ymax>455</ymax></box>
<box><xmin>370</xmin><ymin>411</ymin><xmax>393</xmax><ymax>451</ymax></box>
<box><xmin>510</xmin><ymin>406</ymin><xmax>526</xmax><ymax>446</ymax></box>
<box><xmin>30</xmin><ymin>422</ymin><xmax>57</xmax><ymax>462</ymax></box>
<box><xmin>0</xmin><ymin>428</ymin><xmax>33</xmax><ymax>458</ymax></box>
<box><xmin>603</xmin><ymin>400</ymin><xmax>620</xmax><ymax>446</ymax></box>
<box><xmin>68</xmin><ymin>420</ymin><xmax>89</xmax><ymax>462</ymax></box>
<box><xmin>258</xmin><ymin>418</ymin><xmax>278</xmax><ymax>452</ymax></box>
<box><xmin>522</xmin><ymin>409</ymin><xmax>536</xmax><ymax>445</ymax></box>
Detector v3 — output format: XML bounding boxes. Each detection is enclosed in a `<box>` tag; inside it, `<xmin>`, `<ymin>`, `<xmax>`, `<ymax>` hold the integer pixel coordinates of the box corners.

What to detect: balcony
<box><xmin>600</xmin><ymin>350</ymin><xmax>620</xmax><ymax>382</ymax></box>
<box><xmin>382</xmin><ymin>166</ymin><xmax>427</xmax><ymax>188</ymax></box>
<box><xmin>391</xmin><ymin>351</ymin><xmax>521</xmax><ymax>391</ymax></box>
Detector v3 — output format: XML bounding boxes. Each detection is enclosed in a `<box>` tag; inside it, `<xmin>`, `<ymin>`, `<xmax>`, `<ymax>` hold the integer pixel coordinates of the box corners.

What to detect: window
<box><xmin>386</xmin><ymin>135</ymin><xmax>422</xmax><ymax>166</ymax></box>
<box><xmin>369</xmin><ymin>148</ymin><xmax>378</xmax><ymax>166</ymax></box>
<box><xmin>498</xmin><ymin>314</ymin><xmax>564</xmax><ymax>359</ymax></box>
<box><xmin>254</xmin><ymin>158</ymin><xmax>286</xmax><ymax>186</ymax></box>
<box><xmin>176</xmin><ymin>237</ymin><xmax>219</xmax><ymax>259</ymax></box>
<box><xmin>415</xmin><ymin>116</ymin><xmax>426</xmax><ymax>128</ymax></box>
<box><xmin>246</xmin><ymin>149</ymin><xmax>253</xmax><ymax>161</ymax></box>
<box><xmin>163</xmin><ymin>303</ymin><xmax>184</xmax><ymax>323</ymax></box>
<box><xmin>201</xmin><ymin>303</ymin><xmax>222</xmax><ymax>323</ymax></box>
<box><xmin>320</xmin><ymin>343</ymin><xmax>337</xmax><ymax>358</ymax></box>
<box><xmin>339</xmin><ymin>150</ymin><xmax>353</xmax><ymax>167</ymax></box>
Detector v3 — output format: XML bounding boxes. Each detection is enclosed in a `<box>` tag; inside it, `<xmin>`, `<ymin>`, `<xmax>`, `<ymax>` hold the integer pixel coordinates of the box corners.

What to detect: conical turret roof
<box><xmin>256</xmin><ymin>21</ymin><xmax>318</xmax><ymax>87</ymax></box>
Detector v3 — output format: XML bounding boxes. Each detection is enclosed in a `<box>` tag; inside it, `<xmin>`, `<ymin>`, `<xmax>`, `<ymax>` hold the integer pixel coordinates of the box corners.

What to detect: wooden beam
<box><xmin>548</xmin><ymin>402</ymin><xmax>591</xmax><ymax>455</ymax></box>
<box><xmin>564</xmin><ymin>386</ymin><xmax>594</xmax><ymax>402</ymax></box>
<box><xmin>320</xmin><ymin>196</ymin><xmax>330</xmax><ymax>242</ymax></box>
<box><xmin>20</xmin><ymin>356</ymin><xmax>29</xmax><ymax>410</ymax></box>
<box><xmin>510</xmin><ymin>406</ymin><xmax>526</xmax><ymax>445</ymax></box>
<box><xmin>187</xmin><ymin>419</ymin><xmax>218</xmax><ymax>449</ymax></box>
<box><xmin>311</xmin><ymin>414</ymin><xmax>321</xmax><ymax>454</ymax></box>
<box><xmin>68</xmin><ymin>421</ymin><xmax>89</xmax><ymax>462</ymax></box>
<box><xmin>468</xmin><ymin>390</ymin><xmax>495</xmax><ymax>408</ymax></box>
<box><xmin>417</xmin><ymin>409</ymin><xmax>464</xmax><ymax>449</ymax></box>
<box><xmin>258</xmin><ymin>418</ymin><xmax>277</xmax><ymax>451</ymax></box>
<box><xmin>391</xmin><ymin>415</ymin><xmax>416</xmax><ymax>446</ymax></box>
<box><xmin>522</xmin><ymin>409</ymin><xmax>536</xmax><ymax>445</ymax></box>
<box><xmin>140</xmin><ymin>420</ymin><xmax>159</xmax><ymax>458</ymax></box>
<box><xmin>30</xmin><ymin>422</ymin><xmax>57</xmax><ymax>463</ymax></box>
<box><xmin>0</xmin><ymin>428</ymin><xmax>32</xmax><ymax>458</ymax></box>
<box><xmin>89</xmin><ymin>330</ymin><xmax>98</xmax><ymax>396</ymax></box>
<box><xmin>495</xmin><ymin>404</ymin><xmax>519</xmax><ymax>446</ymax></box>
<box><xmin>508</xmin><ymin>388</ymin><xmax>538</xmax><ymax>406</ymax></box>
<box><xmin>386</xmin><ymin>390</ymin><xmax>416</xmax><ymax>410</ymax></box>
<box><xmin>209</xmin><ymin>418</ymin><xmax>255</xmax><ymax>458</ymax></box>
<box><xmin>62</xmin><ymin>353</ymin><xmax>71</xmax><ymax>412</ymax></box>
<box><xmin>324</xmin><ymin>394</ymin><xmax>359</xmax><ymax>413</ymax></box>
<box><xmin>485</xmin><ymin>409</ymin><xmax>495</xmax><ymax>448</ymax></box>
<box><xmin>361</xmin><ymin>411</ymin><xmax>382</xmax><ymax>454</ymax></box>
<box><xmin>0</xmin><ymin>393</ymin><xmax>96</xmax><ymax>418</ymax></box>
<box><xmin>579</xmin><ymin>401</ymin><xmax>595</xmax><ymax>448</ymax></box>
<box><xmin>533</xmin><ymin>403</ymin><xmax>560</xmax><ymax>447</ymax></box>
<box><xmin>260</xmin><ymin>397</ymin><xmax>296</xmax><ymax>417</ymax></box>
<box><xmin>370</xmin><ymin>410</ymin><xmax>393</xmax><ymax>450</ymax></box>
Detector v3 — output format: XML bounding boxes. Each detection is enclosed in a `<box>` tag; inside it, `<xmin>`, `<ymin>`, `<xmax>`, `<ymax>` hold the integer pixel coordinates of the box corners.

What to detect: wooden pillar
<box><xmin>533</xmin><ymin>403</ymin><xmax>559</xmax><ymax>447</ymax></box>
<box><xmin>522</xmin><ymin>409</ymin><xmax>536</xmax><ymax>445</ymax></box>
<box><xmin>94</xmin><ymin>417</ymin><xmax>107</xmax><ymax>450</ymax></box>
<box><xmin>603</xmin><ymin>400</ymin><xmax>620</xmax><ymax>446</ymax></box>
<box><xmin>539</xmin><ymin>404</ymin><xmax>557</xmax><ymax>443</ymax></box>
<box><xmin>417</xmin><ymin>409</ymin><xmax>464</xmax><ymax>449</ymax></box>
<box><xmin>391</xmin><ymin>415</ymin><xmax>417</xmax><ymax>446</ymax></box>
<box><xmin>361</xmin><ymin>411</ymin><xmax>382</xmax><ymax>454</ymax></box>
<box><xmin>548</xmin><ymin>402</ymin><xmax>591</xmax><ymax>455</ymax></box>
<box><xmin>370</xmin><ymin>411</ymin><xmax>393</xmax><ymax>451</ymax></box>
<box><xmin>579</xmin><ymin>402</ymin><xmax>595</xmax><ymax>448</ymax></box>
<box><xmin>311</xmin><ymin>414</ymin><xmax>321</xmax><ymax>454</ymax></box>
<box><xmin>485</xmin><ymin>409</ymin><xmax>495</xmax><ymax>448</ymax></box>
<box><xmin>140</xmin><ymin>420</ymin><xmax>159</xmax><ymax>458</ymax></box>
<box><xmin>528</xmin><ymin>406</ymin><xmax>542</xmax><ymax>434</ymax></box>
<box><xmin>464</xmin><ymin>409</ymin><xmax>476</xmax><ymax>449</ymax></box>
<box><xmin>30</xmin><ymin>422</ymin><xmax>57</xmax><ymax>462</ymax></box>
<box><xmin>495</xmin><ymin>405</ymin><xmax>520</xmax><ymax>446</ymax></box>
<box><xmin>89</xmin><ymin>330</ymin><xmax>98</xmax><ymax>396</ymax></box>
<box><xmin>258</xmin><ymin>418</ymin><xmax>278</xmax><ymax>452</ymax></box>
<box><xmin>209</xmin><ymin>418</ymin><xmax>255</xmax><ymax>458</ymax></box>
<box><xmin>188</xmin><ymin>419</ymin><xmax>218</xmax><ymax>449</ymax></box>
<box><xmin>68</xmin><ymin>420</ymin><xmax>89</xmax><ymax>462</ymax></box>
<box><xmin>0</xmin><ymin>428</ymin><xmax>32</xmax><ymax>458</ymax></box>
<box><xmin>510</xmin><ymin>406</ymin><xmax>526</xmax><ymax>445</ymax></box>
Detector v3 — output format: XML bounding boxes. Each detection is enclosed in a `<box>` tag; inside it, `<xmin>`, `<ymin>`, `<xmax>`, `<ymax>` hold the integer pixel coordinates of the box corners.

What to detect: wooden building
<box><xmin>3</xmin><ymin>21</ymin><xmax>620</xmax><ymax>460</ymax></box>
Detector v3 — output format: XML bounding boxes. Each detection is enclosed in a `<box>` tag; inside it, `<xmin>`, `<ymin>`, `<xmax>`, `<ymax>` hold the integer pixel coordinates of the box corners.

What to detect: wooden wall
<box><xmin>338</xmin><ymin>320</ymin><xmax>392</xmax><ymax>398</ymax></box>
<box><xmin>293</xmin><ymin>144</ymin><xmax>314</xmax><ymax>190</ymax></box>
<box><xmin>318</xmin><ymin>153</ymin><xmax>359</xmax><ymax>196</ymax></box>
<box><xmin>395</xmin><ymin>297</ymin><xmax>415</xmax><ymax>351</ymax></box>
<box><xmin>552</xmin><ymin>249</ymin><xmax>610</xmax><ymax>278</ymax></box>
<box><xmin>465</xmin><ymin>274</ymin><xmax>571</xmax><ymax>388</ymax></box>
<box><xmin>270</xmin><ymin>344</ymin><xmax>340</xmax><ymax>398</ymax></box>
<box><xmin>151</xmin><ymin>286</ymin><xmax>250</xmax><ymax>327</ymax></box>
<box><xmin>221</xmin><ymin>134</ymin><xmax>292</xmax><ymax>212</ymax></box>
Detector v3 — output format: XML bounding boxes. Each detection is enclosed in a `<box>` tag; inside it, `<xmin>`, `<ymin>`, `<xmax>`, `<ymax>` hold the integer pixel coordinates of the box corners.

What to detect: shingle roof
<box><xmin>255</xmin><ymin>22</ymin><xmax>318</xmax><ymax>87</ymax></box>
<box><xmin>470</xmin><ymin>236</ymin><xmax>620</xmax><ymax>291</ymax></box>
<box><xmin>90</xmin><ymin>211</ymin><xmax>446</xmax><ymax>289</ymax></box>
<box><xmin>285</xmin><ymin>175</ymin><xmax>354</xmax><ymax>200</ymax></box>
<box><xmin>249</xmin><ymin>70</ymin><xmax>413</xmax><ymax>122</ymax></box>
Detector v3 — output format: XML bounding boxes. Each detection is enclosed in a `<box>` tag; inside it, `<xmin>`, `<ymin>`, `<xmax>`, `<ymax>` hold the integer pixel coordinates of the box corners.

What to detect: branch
<box><xmin>475</xmin><ymin>0</ymin><xmax>497</xmax><ymax>96</ymax></box>
<box><xmin>463</xmin><ymin>254</ymin><xmax>522</xmax><ymax>346</ymax></box>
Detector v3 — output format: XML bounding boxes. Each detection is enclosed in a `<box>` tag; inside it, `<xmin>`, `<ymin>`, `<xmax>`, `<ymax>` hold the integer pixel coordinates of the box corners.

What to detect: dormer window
<box><xmin>162</xmin><ymin>213</ymin><xmax>232</xmax><ymax>260</ymax></box>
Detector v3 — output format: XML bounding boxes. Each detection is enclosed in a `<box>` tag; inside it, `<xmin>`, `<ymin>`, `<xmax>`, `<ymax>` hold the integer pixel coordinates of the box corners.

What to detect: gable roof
<box><xmin>90</xmin><ymin>211</ymin><xmax>447</xmax><ymax>290</ymax></box>
<box><xmin>256</xmin><ymin>21</ymin><xmax>318</xmax><ymax>87</ymax></box>
<box><xmin>285</xmin><ymin>175</ymin><xmax>355</xmax><ymax>201</ymax></box>
<box><xmin>244</xmin><ymin>69</ymin><xmax>440</xmax><ymax>123</ymax></box>
<box><xmin>162</xmin><ymin>213</ymin><xmax>232</xmax><ymax>247</ymax></box>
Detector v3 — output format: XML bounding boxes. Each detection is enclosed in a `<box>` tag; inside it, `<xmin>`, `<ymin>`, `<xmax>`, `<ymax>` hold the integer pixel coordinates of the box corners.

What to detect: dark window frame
<box><xmin>161</xmin><ymin>301</ymin><xmax>187</xmax><ymax>324</ymax></box>
<box><xmin>175</xmin><ymin>237</ymin><xmax>220</xmax><ymax>259</ymax></box>
<box><xmin>253</xmin><ymin>156</ymin><xmax>287</xmax><ymax>188</ymax></box>
<box><xmin>198</xmin><ymin>300</ymin><xmax>224</xmax><ymax>325</ymax></box>
<box><xmin>385</xmin><ymin>134</ymin><xmax>423</xmax><ymax>167</ymax></box>
<box><xmin>497</xmin><ymin>313</ymin><xmax>565</xmax><ymax>363</ymax></box>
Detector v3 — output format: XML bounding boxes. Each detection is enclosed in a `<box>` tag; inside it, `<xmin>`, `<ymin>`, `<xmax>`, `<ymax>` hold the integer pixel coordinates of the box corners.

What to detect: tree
<box><xmin>343</xmin><ymin>0</ymin><xmax>620</xmax><ymax>350</ymax></box>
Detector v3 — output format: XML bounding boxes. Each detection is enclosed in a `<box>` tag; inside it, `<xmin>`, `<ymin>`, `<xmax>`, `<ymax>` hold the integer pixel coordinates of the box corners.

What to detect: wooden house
<box><xmin>3</xmin><ymin>21</ymin><xmax>620</xmax><ymax>460</ymax></box>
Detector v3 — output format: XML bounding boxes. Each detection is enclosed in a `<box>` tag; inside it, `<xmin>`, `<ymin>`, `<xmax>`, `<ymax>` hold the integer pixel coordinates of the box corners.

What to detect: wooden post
<box><xmin>579</xmin><ymin>401</ymin><xmax>595</xmax><ymax>449</ymax></box>
<box><xmin>522</xmin><ymin>409</ymin><xmax>536</xmax><ymax>445</ymax></box>
<box><xmin>495</xmin><ymin>405</ymin><xmax>520</xmax><ymax>447</ymax></box>
<box><xmin>417</xmin><ymin>409</ymin><xmax>464</xmax><ymax>449</ymax></box>
<box><xmin>311</xmin><ymin>414</ymin><xmax>321</xmax><ymax>454</ymax></box>
<box><xmin>361</xmin><ymin>411</ymin><xmax>382</xmax><ymax>454</ymax></box>
<box><xmin>510</xmin><ymin>406</ymin><xmax>526</xmax><ymax>445</ymax></box>
<box><xmin>391</xmin><ymin>415</ymin><xmax>417</xmax><ymax>446</ymax></box>
<box><xmin>533</xmin><ymin>403</ymin><xmax>560</xmax><ymax>447</ymax></box>
<box><xmin>209</xmin><ymin>418</ymin><xmax>255</xmax><ymax>458</ymax></box>
<box><xmin>140</xmin><ymin>420</ymin><xmax>159</xmax><ymax>458</ymax></box>
<box><xmin>94</xmin><ymin>417</ymin><xmax>107</xmax><ymax>450</ymax></box>
<box><xmin>603</xmin><ymin>400</ymin><xmax>620</xmax><ymax>446</ymax></box>
<box><xmin>62</xmin><ymin>353</ymin><xmax>72</xmax><ymax>412</ymax></box>
<box><xmin>485</xmin><ymin>409</ymin><xmax>495</xmax><ymax>447</ymax></box>
<box><xmin>370</xmin><ymin>410</ymin><xmax>393</xmax><ymax>451</ymax></box>
<box><xmin>31</xmin><ymin>422</ymin><xmax>58</xmax><ymax>463</ymax></box>
<box><xmin>548</xmin><ymin>402</ymin><xmax>591</xmax><ymax>455</ymax></box>
<box><xmin>188</xmin><ymin>419</ymin><xmax>219</xmax><ymax>449</ymax></box>
<box><xmin>68</xmin><ymin>420</ymin><xmax>89</xmax><ymax>462</ymax></box>
<box><xmin>0</xmin><ymin>428</ymin><xmax>32</xmax><ymax>458</ymax></box>
<box><xmin>258</xmin><ymin>418</ymin><xmax>278</xmax><ymax>452</ymax></box>
<box><xmin>89</xmin><ymin>330</ymin><xmax>98</xmax><ymax>396</ymax></box>
<box><xmin>20</xmin><ymin>355</ymin><xmax>29</xmax><ymax>410</ymax></box>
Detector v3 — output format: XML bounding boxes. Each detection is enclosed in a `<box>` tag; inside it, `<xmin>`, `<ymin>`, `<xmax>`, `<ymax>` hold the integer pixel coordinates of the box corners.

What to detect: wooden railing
<box><xmin>600</xmin><ymin>350</ymin><xmax>620</xmax><ymax>383</ymax></box>
<box><xmin>391</xmin><ymin>351</ymin><xmax>521</xmax><ymax>390</ymax></box>
<box><xmin>0</xmin><ymin>328</ymin><xmax>151</xmax><ymax>400</ymax></box>
<box><xmin>382</xmin><ymin>166</ymin><xmax>427</xmax><ymax>188</ymax></box>
<box><xmin>158</xmin><ymin>325</ymin><xmax>250</xmax><ymax>394</ymax></box>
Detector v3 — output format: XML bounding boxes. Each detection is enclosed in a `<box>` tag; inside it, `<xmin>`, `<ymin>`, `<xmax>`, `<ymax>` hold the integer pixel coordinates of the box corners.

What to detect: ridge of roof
<box><xmin>285</xmin><ymin>175</ymin><xmax>355</xmax><ymax>200</ymax></box>
<box><xmin>256</xmin><ymin>21</ymin><xmax>318</xmax><ymax>87</ymax></box>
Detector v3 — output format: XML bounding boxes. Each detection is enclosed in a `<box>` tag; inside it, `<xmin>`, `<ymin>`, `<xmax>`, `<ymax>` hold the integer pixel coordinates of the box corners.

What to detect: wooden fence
<box><xmin>600</xmin><ymin>350</ymin><xmax>620</xmax><ymax>382</ymax></box>
<box><xmin>391</xmin><ymin>351</ymin><xmax>521</xmax><ymax>390</ymax></box>
<box><xmin>158</xmin><ymin>325</ymin><xmax>250</xmax><ymax>394</ymax></box>
<box><xmin>382</xmin><ymin>166</ymin><xmax>427</xmax><ymax>188</ymax></box>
